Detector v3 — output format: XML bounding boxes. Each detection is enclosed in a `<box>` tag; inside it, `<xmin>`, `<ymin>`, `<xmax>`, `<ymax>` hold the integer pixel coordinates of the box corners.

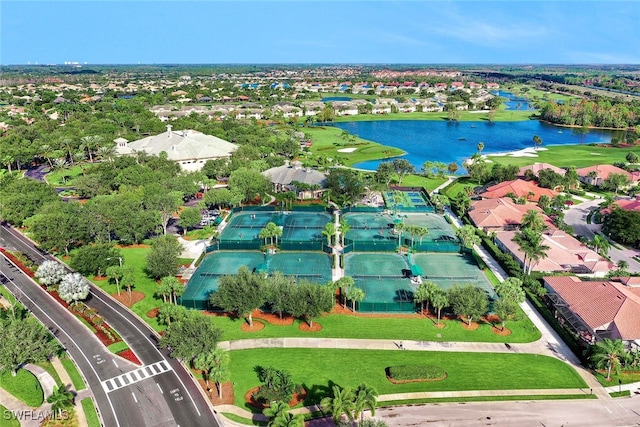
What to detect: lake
<box><xmin>329</xmin><ymin>120</ymin><xmax>614</xmax><ymax>171</ymax></box>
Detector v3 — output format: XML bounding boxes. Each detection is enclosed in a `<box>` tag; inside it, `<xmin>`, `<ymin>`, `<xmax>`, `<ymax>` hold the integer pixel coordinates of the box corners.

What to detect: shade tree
<box><xmin>159</xmin><ymin>311</ymin><xmax>222</xmax><ymax>363</ymax></box>
<box><xmin>210</xmin><ymin>266</ymin><xmax>266</xmax><ymax>327</ymax></box>
<box><xmin>447</xmin><ymin>284</ymin><xmax>488</xmax><ymax>326</ymax></box>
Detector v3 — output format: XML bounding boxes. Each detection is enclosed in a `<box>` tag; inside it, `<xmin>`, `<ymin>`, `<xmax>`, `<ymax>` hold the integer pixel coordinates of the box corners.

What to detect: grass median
<box><xmin>229</xmin><ymin>348</ymin><xmax>587</xmax><ymax>410</ymax></box>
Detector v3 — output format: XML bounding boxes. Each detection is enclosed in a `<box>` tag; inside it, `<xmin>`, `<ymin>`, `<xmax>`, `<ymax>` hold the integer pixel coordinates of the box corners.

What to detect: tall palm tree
<box><xmin>431</xmin><ymin>289</ymin><xmax>449</xmax><ymax>326</ymax></box>
<box><xmin>533</xmin><ymin>135</ymin><xmax>543</xmax><ymax>150</ymax></box>
<box><xmin>320</xmin><ymin>385</ymin><xmax>355</xmax><ymax>424</ymax></box>
<box><xmin>338</xmin><ymin>219</ymin><xmax>351</xmax><ymax>246</ymax></box>
<box><xmin>591</xmin><ymin>338</ymin><xmax>627</xmax><ymax>380</ymax></box>
<box><xmin>394</xmin><ymin>221</ymin><xmax>405</xmax><ymax>248</ymax></box>
<box><xmin>322</xmin><ymin>222</ymin><xmax>336</xmax><ymax>246</ymax></box>
<box><xmin>47</xmin><ymin>384</ymin><xmax>74</xmax><ymax>419</ymax></box>
<box><xmin>590</xmin><ymin>234</ymin><xmax>611</xmax><ymax>257</ymax></box>
<box><xmin>476</xmin><ymin>142</ymin><xmax>484</xmax><ymax>154</ymax></box>
<box><xmin>353</xmin><ymin>383</ymin><xmax>378</xmax><ymax>422</ymax></box>
<box><xmin>521</xmin><ymin>210</ymin><xmax>545</xmax><ymax>232</ymax></box>
<box><xmin>346</xmin><ymin>286</ymin><xmax>365</xmax><ymax>312</ymax></box>
<box><xmin>415</xmin><ymin>226</ymin><xmax>429</xmax><ymax>245</ymax></box>
<box><xmin>209</xmin><ymin>348</ymin><xmax>230</xmax><ymax>399</ymax></box>
<box><xmin>414</xmin><ymin>281</ymin><xmax>438</xmax><ymax>314</ymax></box>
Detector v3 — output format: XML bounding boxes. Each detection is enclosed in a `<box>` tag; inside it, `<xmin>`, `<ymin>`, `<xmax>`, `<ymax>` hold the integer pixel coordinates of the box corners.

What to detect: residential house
<box><xmin>479</xmin><ymin>179</ymin><xmax>558</xmax><ymax>202</ymax></box>
<box><xmin>518</xmin><ymin>163</ymin><xmax>567</xmax><ymax>178</ymax></box>
<box><xmin>576</xmin><ymin>164</ymin><xmax>634</xmax><ymax>187</ymax></box>
<box><xmin>468</xmin><ymin>198</ymin><xmax>553</xmax><ymax>232</ymax></box>
<box><xmin>496</xmin><ymin>229</ymin><xmax>612</xmax><ymax>277</ymax></box>
<box><xmin>543</xmin><ymin>276</ymin><xmax>640</xmax><ymax>347</ymax></box>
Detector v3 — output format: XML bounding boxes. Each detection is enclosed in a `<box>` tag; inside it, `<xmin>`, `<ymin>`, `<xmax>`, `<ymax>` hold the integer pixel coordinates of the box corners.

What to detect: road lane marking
<box><xmin>101</xmin><ymin>361</ymin><xmax>173</xmax><ymax>393</ymax></box>
<box><xmin>157</xmin><ymin>383</ymin><xmax>163</xmax><ymax>394</ymax></box>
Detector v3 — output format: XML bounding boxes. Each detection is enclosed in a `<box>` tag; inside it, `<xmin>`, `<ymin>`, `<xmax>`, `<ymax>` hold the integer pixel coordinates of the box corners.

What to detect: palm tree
<box><xmin>431</xmin><ymin>289</ymin><xmax>449</xmax><ymax>326</ymax></box>
<box><xmin>47</xmin><ymin>384</ymin><xmax>74</xmax><ymax>419</ymax></box>
<box><xmin>476</xmin><ymin>142</ymin><xmax>484</xmax><ymax>154</ymax></box>
<box><xmin>591</xmin><ymin>338</ymin><xmax>627</xmax><ymax>381</ymax></box>
<box><xmin>394</xmin><ymin>221</ymin><xmax>405</xmax><ymax>248</ymax></box>
<box><xmin>414</xmin><ymin>281</ymin><xmax>438</xmax><ymax>314</ymax></box>
<box><xmin>272</xmin><ymin>411</ymin><xmax>304</xmax><ymax>427</ymax></box>
<box><xmin>320</xmin><ymin>385</ymin><xmax>355</xmax><ymax>424</ymax></box>
<box><xmin>346</xmin><ymin>287</ymin><xmax>365</xmax><ymax>312</ymax></box>
<box><xmin>590</xmin><ymin>234</ymin><xmax>611</xmax><ymax>257</ymax></box>
<box><xmin>533</xmin><ymin>135</ymin><xmax>543</xmax><ymax>150</ymax></box>
<box><xmin>353</xmin><ymin>383</ymin><xmax>378</xmax><ymax>422</ymax></box>
<box><xmin>415</xmin><ymin>226</ymin><xmax>429</xmax><ymax>245</ymax></box>
<box><xmin>521</xmin><ymin>210</ymin><xmax>546</xmax><ymax>232</ymax></box>
<box><xmin>322</xmin><ymin>222</ymin><xmax>336</xmax><ymax>246</ymax></box>
<box><xmin>263</xmin><ymin>401</ymin><xmax>291</xmax><ymax>427</ymax></box>
<box><xmin>194</xmin><ymin>351</ymin><xmax>217</xmax><ymax>387</ymax></box>
<box><xmin>338</xmin><ymin>219</ymin><xmax>351</xmax><ymax>246</ymax></box>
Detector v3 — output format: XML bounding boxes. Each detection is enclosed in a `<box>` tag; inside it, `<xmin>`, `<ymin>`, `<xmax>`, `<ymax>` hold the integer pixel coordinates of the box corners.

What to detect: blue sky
<box><xmin>1</xmin><ymin>1</ymin><xmax>639</xmax><ymax>65</ymax></box>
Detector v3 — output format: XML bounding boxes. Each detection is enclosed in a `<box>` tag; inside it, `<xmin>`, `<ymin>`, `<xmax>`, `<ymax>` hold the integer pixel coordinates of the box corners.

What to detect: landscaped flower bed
<box><xmin>0</xmin><ymin>248</ymin><xmax>36</xmax><ymax>278</ymax></box>
<box><xmin>116</xmin><ymin>348</ymin><xmax>142</xmax><ymax>365</ymax></box>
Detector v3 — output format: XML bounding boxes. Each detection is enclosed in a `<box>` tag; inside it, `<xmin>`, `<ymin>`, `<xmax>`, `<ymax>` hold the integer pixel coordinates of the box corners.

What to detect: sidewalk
<box><xmin>51</xmin><ymin>357</ymin><xmax>91</xmax><ymax>427</ymax></box>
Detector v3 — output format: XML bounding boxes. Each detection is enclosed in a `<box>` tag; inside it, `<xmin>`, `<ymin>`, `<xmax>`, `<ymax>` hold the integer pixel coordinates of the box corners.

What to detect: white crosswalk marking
<box><xmin>101</xmin><ymin>361</ymin><xmax>172</xmax><ymax>393</ymax></box>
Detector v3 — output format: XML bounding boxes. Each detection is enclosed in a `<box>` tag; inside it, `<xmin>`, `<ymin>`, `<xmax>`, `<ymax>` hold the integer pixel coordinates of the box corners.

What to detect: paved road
<box><xmin>374</xmin><ymin>398</ymin><xmax>640</xmax><ymax>427</ymax></box>
<box><xmin>564</xmin><ymin>198</ymin><xmax>640</xmax><ymax>272</ymax></box>
<box><xmin>0</xmin><ymin>224</ymin><xmax>221</xmax><ymax>427</ymax></box>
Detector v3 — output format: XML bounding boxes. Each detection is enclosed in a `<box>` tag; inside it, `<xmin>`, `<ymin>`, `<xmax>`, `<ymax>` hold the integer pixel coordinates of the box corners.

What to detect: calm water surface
<box><xmin>329</xmin><ymin>120</ymin><xmax>613</xmax><ymax>171</ymax></box>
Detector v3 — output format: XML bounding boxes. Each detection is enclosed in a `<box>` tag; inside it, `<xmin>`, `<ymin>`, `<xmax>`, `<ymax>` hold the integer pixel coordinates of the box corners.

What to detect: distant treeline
<box><xmin>539</xmin><ymin>99</ymin><xmax>640</xmax><ymax>130</ymax></box>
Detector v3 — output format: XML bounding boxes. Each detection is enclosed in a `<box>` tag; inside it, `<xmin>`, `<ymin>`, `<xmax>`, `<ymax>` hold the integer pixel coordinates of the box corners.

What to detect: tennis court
<box><xmin>342</xmin><ymin>212</ymin><xmax>396</xmax><ymax>242</ymax></box>
<box><xmin>383</xmin><ymin>190</ymin><xmax>434</xmax><ymax>212</ymax></box>
<box><xmin>402</xmin><ymin>213</ymin><xmax>458</xmax><ymax>242</ymax></box>
<box><xmin>410</xmin><ymin>253</ymin><xmax>495</xmax><ymax>297</ymax></box>
<box><xmin>267</xmin><ymin>251</ymin><xmax>332</xmax><ymax>283</ymax></box>
<box><xmin>181</xmin><ymin>251</ymin><xmax>266</xmax><ymax>309</ymax></box>
<box><xmin>344</xmin><ymin>253</ymin><xmax>415</xmax><ymax>312</ymax></box>
<box><xmin>219</xmin><ymin>211</ymin><xmax>331</xmax><ymax>243</ymax></box>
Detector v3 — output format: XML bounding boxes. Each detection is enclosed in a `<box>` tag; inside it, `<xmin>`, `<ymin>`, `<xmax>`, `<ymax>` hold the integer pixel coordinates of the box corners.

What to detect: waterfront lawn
<box><xmin>488</xmin><ymin>144</ymin><xmax>640</xmax><ymax>169</ymax></box>
<box><xmin>303</xmin><ymin>126</ymin><xmax>405</xmax><ymax>166</ymax></box>
<box><xmin>441</xmin><ymin>176</ymin><xmax>477</xmax><ymax>199</ymax></box>
<box><xmin>211</xmin><ymin>311</ymin><xmax>540</xmax><ymax>343</ymax></box>
<box><xmin>0</xmin><ymin>369</ymin><xmax>44</xmax><ymax>407</ymax></box>
<box><xmin>399</xmin><ymin>174</ymin><xmax>448</xmax><ymax>192</ymax></box>
<box><xmin>229</xmin><ymin>348</ymin><xmax>587</xmax><ymax>409</ymax></box>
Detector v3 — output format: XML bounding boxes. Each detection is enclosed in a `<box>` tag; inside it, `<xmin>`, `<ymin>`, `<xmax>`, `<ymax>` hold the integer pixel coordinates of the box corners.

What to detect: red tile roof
<box><xmin>576</xmin><ymin>164</ymin><xmax>633</xmax><ymax>181</ymax></box>
<box><xmin>469</xmin><ymin>198</ymin><xmax>553</xmax><ymax>230</ymax></box>
<box><xmin>544</xmin><ymin>276</ymin><xmax>640</xmax><ymax>340</ymax></box>
<box><xmin>518</xmin><ymin>163</ymin><xmax>566</xmax><ymax>178</ymax></box>
<box><xmin>481</xmin><ymin>179</ymin><xmax>557</xmax><ymax>202</ymax></box>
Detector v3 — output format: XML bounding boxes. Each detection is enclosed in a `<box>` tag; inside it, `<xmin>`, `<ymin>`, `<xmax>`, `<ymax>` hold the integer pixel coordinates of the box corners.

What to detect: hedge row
<box><xmin>387</xmin><ymin>365</ymin><xmax>446</xmax><ymax>381</ymax></box>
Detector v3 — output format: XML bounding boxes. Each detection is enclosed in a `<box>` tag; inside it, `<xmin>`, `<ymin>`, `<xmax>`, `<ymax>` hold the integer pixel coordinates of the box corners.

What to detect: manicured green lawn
<box><xmin>595</xmin><ymin>370</ymin><xmax>640</xmax><ymax>386</ymax></box>
<box><xmin>81</xmin><ymin>398</ymin><xmax>101</xmax><ymax>427</ymax></box>
<box><xmin>60</xmin><ymin>356</ymin><xmax>86</xmax><ymax>391</ymax></box>
<box><xmin>107</xmin><ymin>341</ymin><xmax>129</xmax><ymax>353</ymax></box>
<box><xmin>380</xmin><ymin>394</ymin><xmax>595</xmax><ymax>406</ymax></box>
<box><xmin>0</xmin><ymin>369</ymin><xmax>44</xmax><ymax>407</ymax></box>
<box><xmin>91</xmin><ymin>247</ymin><xmax>164</xmax><ymax>331</ymax></box>
<box><xmin>399</xmin><ymin>174</ymin><xmax>448</xmax><ymax>192</ymax></box>
<box><xmin>488</xmin><ymin>144</ymin><xmax>640</xmax><ymax>169</ymax></box>
<box><xmin>0</xmin><ymin>404</ymin><xmax>20</xmax><ymax>427</ymax></box>
<box><xmin>211</xmin><ymin>312</ymin><xmax>540</xmax><ymax>343</ymax></box>
<box><xmin>229</xmin><ymin>348</ymin><xmax>587</xmax><ymax>410</ymax></box>
<box><xmin>440</xmin><ymin>176</ymin><xmax>477</xmax><ymax>199</ymax></box>
<box><xmin>45</xmin><ymin>165</ymin><xmax>87</xmax><ymax>187</ymax></box>
<box><xmin>303</xmin><ymin>126</ymin><xmax>405</xmax><ymax>166</ymax></box>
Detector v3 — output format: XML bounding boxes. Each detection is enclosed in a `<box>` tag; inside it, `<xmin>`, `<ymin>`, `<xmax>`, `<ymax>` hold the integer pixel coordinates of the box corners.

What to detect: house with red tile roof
<box><xmin>480</xmin><ymin>179</ymin><xmax>557</xmax><ymax>202</ymax></box>
<box><xmin>496</xmin><ymin>228</ymin><xmax>612</xmax><ymax>277</ymax></box>
<box><xmin>543</xmin><ymin>276</ymin><xmax>640</xmax><ymax>347</ymax></box>
<box><xmin>575</xmin><ymin>164</ymin><xmax>635</xmax><ymax>187</ymax></box>
<box><xmin>468</xmin><ymin>198</ymin><xmax>553</xmax><ymax>232</ymax></box>
<box><xmin>601</xmin><ymin>197</ymin><xmax>640</xmax><ymax>215</ymax></box>
<box><xmin>518</xmin><ymin>163</ymin><xmax>566</xmax><ymax>178</ymax></box>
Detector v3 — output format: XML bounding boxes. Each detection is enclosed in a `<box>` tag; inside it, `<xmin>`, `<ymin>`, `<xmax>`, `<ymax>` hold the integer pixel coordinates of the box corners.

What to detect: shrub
<box><xmin>387</xmin><ymin>365</ymin><xmax>446</xmax><ymax>381</ymax></box>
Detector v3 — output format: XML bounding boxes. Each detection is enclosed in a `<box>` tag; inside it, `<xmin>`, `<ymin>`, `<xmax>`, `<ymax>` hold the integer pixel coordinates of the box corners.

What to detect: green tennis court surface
<box><xmin>411</xmin><ymin>253</ymin><xmax>495</xmax><ymax>296</ymax></box>
<box><xmin>181</xmin><ymin>250</ymin><xmax>332</xmax><ymax>309</ymax></box>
